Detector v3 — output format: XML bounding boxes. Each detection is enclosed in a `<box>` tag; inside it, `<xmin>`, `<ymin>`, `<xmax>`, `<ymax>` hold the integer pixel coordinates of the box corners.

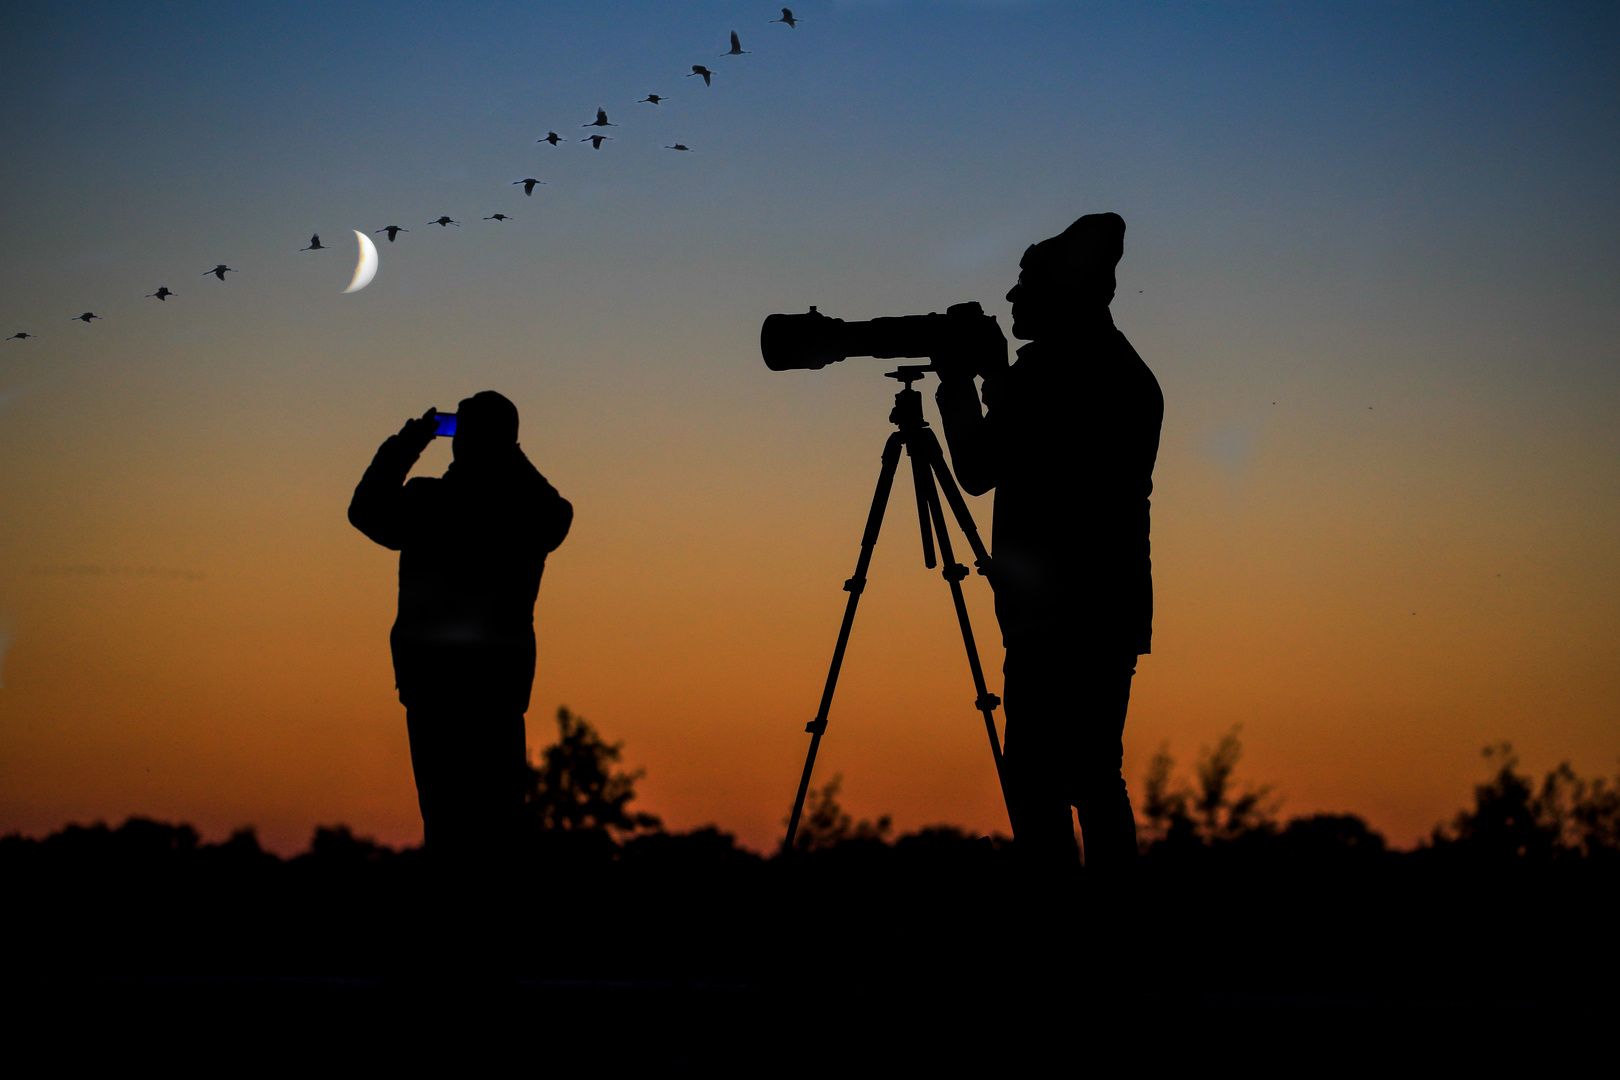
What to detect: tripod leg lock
<box><xmin>843</xmin><ymin>576</ymin><xmax>866</xmax><ymax>595</ymax></box>
<box><xmin>975</xmin><ymin>692</ymin><xmax>1001</xmax><ymax>713</ymax></box>
<box><xmin>806</xmin><ymin>718</ymin><xmax>827</xmax><ymax>734</ymax></box>
<box><xmin>942</xmin><ymin>562</ymin><xmax>969</xmax><ymax>583</ymax></box>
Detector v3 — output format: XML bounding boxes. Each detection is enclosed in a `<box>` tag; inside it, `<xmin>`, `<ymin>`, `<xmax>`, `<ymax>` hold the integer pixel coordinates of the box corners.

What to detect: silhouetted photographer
<box><xmin>349</xmin><ymin>390</ymin><xmax>572</xmax><ymax>966</ymax></box>
<box><xmin>934</xmin><ymin>213</ymin><xmax>1162</xmax><ymax>884</ymax></box>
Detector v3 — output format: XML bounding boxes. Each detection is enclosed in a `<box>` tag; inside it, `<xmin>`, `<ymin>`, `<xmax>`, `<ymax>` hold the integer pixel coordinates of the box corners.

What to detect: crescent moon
<box><xmin>344</xmin><ymin>230</ymin><xmax>378</xmax><ymax>293</ymax></box>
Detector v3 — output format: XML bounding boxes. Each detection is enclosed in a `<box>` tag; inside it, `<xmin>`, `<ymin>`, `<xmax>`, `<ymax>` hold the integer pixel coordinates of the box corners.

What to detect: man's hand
<box><xmin>932</xmin><ymin>304</ymin><xmax>1008</xmax><ymax>385</ymax></box>
<box><xmin>397</xmin><ymin>407</ymin><xmax>439</xmax><ymax>453</ymax></box>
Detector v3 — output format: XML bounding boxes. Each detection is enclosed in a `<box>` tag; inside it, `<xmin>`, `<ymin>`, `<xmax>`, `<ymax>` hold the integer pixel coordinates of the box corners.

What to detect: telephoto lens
<box><xmin>759</xmin><ymin>302</ymin><xmax>1007</xmax><ymax>378</ymax></box>
<box><xmin>759</xmin><ymin>306</ymin><xmax>847</xmax><ymax>371</ymax></box>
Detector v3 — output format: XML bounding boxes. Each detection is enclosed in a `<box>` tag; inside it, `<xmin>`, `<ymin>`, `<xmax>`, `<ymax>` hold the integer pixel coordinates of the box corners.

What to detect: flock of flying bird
<box><xmin>5</xmin><ymin>10</ymin><xmax>805</xmax><ymax>343</ymax></box>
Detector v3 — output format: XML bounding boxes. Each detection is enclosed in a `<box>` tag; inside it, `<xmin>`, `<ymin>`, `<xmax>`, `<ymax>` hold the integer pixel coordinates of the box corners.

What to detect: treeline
<box><xmin>1137</xmin><ymin>730</ymin><xmax>1620</xmax><ymax>864</ymax></box>
<box><xmin>10</xmin><ymin>712</ymin><xmax>1614</xmax><ymax>870</ymax></box>
<box><xmin>4</xmin><ymin>710</ymin><xmax>1617</xmax><ymax>1003</ymax></box>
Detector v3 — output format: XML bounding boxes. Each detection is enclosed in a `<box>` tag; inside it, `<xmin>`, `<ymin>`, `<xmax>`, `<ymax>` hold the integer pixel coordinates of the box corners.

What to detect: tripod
<box><xmin>782</xmin><ymin>365</ymin><xmax>1011</xmax><ymax>851</ymax></box>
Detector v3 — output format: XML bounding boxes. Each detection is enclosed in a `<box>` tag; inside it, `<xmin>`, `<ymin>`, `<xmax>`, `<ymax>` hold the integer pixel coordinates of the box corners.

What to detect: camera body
<box><xmin>760</xmin><ymin>301</ymin><xmax>1008</xmax><ymax>379</ymax></box>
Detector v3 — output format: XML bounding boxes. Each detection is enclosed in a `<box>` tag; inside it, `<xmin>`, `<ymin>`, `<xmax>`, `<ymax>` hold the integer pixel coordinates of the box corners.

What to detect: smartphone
<box><xmin>434</xmin><ymin>412</ymin><xmax>457</xmax><ymax>437</ymax></box>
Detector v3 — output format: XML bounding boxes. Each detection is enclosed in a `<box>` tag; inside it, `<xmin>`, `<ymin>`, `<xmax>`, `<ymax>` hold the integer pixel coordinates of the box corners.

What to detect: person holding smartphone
<box><xmin>349</xmin><ymin>390</ymin><xmax>572</xmax><ymax>968</ymax></box>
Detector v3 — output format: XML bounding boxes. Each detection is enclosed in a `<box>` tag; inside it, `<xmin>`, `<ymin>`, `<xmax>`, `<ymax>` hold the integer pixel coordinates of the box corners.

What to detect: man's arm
<box><xmin>930</xmin><ymin>311</ymin><xmax>1007</xmax><ymax>497</ymax></box>
<box><xmin>934</xmin><ymin>375</ymin><xmax>998</xmax><ymax>496</ymax></box>
<box><xmin>348</xmin><ymin>409</ymin><xmax>438</xmax><ymax>550</ymax></box>
<box><xmin>536</xmin><ymin>478</ymin><xmax>574</xmax><ymax>556</ymax></box>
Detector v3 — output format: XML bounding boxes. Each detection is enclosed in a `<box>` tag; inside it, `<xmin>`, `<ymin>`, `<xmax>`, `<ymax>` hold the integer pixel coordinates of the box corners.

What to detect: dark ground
<box><xmin>4</xmin><ymin>824</ymin><xmax>1615</xmax><ymax>1068</ymax></box>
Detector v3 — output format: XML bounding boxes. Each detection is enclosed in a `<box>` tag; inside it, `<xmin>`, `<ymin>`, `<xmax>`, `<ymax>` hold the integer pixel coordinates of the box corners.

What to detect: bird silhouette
<box><xmin>583</xmin><ymin>107</ymin><xmax>616</xmax><ymax>128</ymax></box>
<box><xmin>483</xmin><ymin>213</ymin><xmax>512</xmax><ymax>222</ymax></box>
<box><xmin>665</xmin><ymin>143</ymin><xmax>694</xmax><ymax>152</ymax></box>
<box><xmin>428</xmin><ymin>216</ymin><xmax>460</xmax><ymax>227</ymax></box>
<box><xmin>146</xmin><ymin>287</ymin><xmax>174</xmax><ymax>301</ymax></box>
<box><xmin>771</xmin><ymin>8</ymin><xmax>800</xmax><ymax>28</ymax></box>
<box><xmin>300</xmin><ymin>234</ymin><xmax>325</xmax><ymax>251</ymax></box>
<box><xmin>204</xmin><ymin>265</ymin><xmax>235</xmax><ymax>280</ymax></box>
<box><xmin>7</xmin><ymin>332</ymin><xmax>34</xmax><ymax>340</ymax></box>
<box><xmin>376</xmin><ymin>226</ymin><xmax>408</xmax><ymax>242</ymax></box>
<box><xmin>538</xmin><ymin>131</ymin><xmax>563</xmax><ymax>146</ymax></box>
<box><xmin>73</xmin><ymin>312</ymin><xmax>102</xmax><ymax>323</ymax></box>
<box><xmin>513</xmin><ymin>178</ymin><xmax>545</xmax><ymax>196</ymax></box>
<box><xmin>582</xmin><ymin>134</ymin><xmax>612</xmax><ymax>150</ymax></box>
<box><xmin>688</xmin><ymin>65</ymin><xmax>713</xmax><ymax>86</ymax></box>
<box><xmin>721</xmin><ymin>31</ymin><xmax>749</xmax><ymax>55</ymax></box>
<box><xmin>638</xmin><ymin>94</ymin><xmax>667</xmax><ymax>105</ymax></box>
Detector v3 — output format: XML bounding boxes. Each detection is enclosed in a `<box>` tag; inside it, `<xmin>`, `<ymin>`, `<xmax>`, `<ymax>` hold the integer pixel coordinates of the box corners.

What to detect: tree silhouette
<box><xmin>523</xmin><ymin>706</ymin><xmax>661</xmax><ymax>837</ymax></box>
<box><xmin>788</xmin><ymin>774</ymin><xmax>892</xmax><ymax>853</ymax></box>
<box><xmin>1431</xmin><ymin>742</ymin><xmax>1620</xmax><ymax>860</ymax></box>
<box><xmin>304</xmin><ymin>824</ymin><xmax>394</xmax><ymax>866</ymax></box>
<box><xmin>1139</xmin><ymin>725</ymin><xmax>1279</xmax><ymax>851</ymax></box>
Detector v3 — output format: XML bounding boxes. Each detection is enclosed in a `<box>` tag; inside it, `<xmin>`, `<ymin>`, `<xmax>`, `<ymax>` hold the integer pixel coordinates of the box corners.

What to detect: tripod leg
<box><xmin>921</xmin><ymin>429</ymin><xmax>991</xmax><ymax>570</ymax></box>
<box><xmin>908</xmin><ymin>442</ymin><xmax>938</xmax><ymax>570</ymax></box>
<box><xmin>912</xmin><ymin>435</ymin><xmax>1014</xmax><ymax>825</ymax></box>
<box><xmin>782</xmin><ymin>430</ymin><xmax>907</xmax><ymax>853</ymax></box>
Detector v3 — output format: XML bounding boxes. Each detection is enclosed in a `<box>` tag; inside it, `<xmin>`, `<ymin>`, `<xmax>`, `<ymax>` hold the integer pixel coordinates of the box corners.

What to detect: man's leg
<box><xmin>1002</xmin><ymin>644</ymin><xmax>1082</xmax><ymax>879</ymax></box>
<box><xmin>405</xmin><ymin>703</ymin><xmax>527</xmax><ymax>972</ymax></box>
<box><xmin>405</xmin><ymin>707</ymin><xmax>449</xmax><ymax>850</ymax></box>
<box><xmin>1070</xmin><ymin>654</ymin><xmax>1140</xmax><ymax>874</ymax></box>
<box><xmin>449</xmin><ymin>708</ymin><xmax>528</xmax><ymax>976</ymax></box>
<box><xmin>405</xmin><ymin>705</ymin><xmax>465</xmax><ymax>974</ymax></box>
<box><xmin>1001</xmin><ymin>641</ymin><xmax>1090</xmax><ymax>1015</ymax></box>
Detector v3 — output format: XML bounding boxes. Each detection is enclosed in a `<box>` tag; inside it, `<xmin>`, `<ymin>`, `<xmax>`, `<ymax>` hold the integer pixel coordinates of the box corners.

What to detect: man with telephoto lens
<box><xmin>348</xmin><ymin>390</ymin><xmax>572</xmax><ymax>970</ymax></box>
<box><xmin>933</xmin><ymin>213</ymin><xmax>1162</xmax><ymax>897</ymax></box>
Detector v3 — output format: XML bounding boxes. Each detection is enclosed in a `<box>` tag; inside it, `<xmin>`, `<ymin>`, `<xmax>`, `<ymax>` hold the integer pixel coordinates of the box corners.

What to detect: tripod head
<box><xmin>885</xmin><ymin>365</ymin><xmax>933</xmax><ymax>431</ymax></box>
<box><xmin>884</xmin><ymin>364</ymin><xmax>934</xmax><ymax>389</ymax></box>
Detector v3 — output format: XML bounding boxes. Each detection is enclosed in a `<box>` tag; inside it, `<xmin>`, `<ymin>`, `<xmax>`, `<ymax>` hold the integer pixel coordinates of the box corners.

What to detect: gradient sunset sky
<box><xmin>2</xmin><ymin>1</ymin><xmax>1616</xmax><ymax>854</ymax></box>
